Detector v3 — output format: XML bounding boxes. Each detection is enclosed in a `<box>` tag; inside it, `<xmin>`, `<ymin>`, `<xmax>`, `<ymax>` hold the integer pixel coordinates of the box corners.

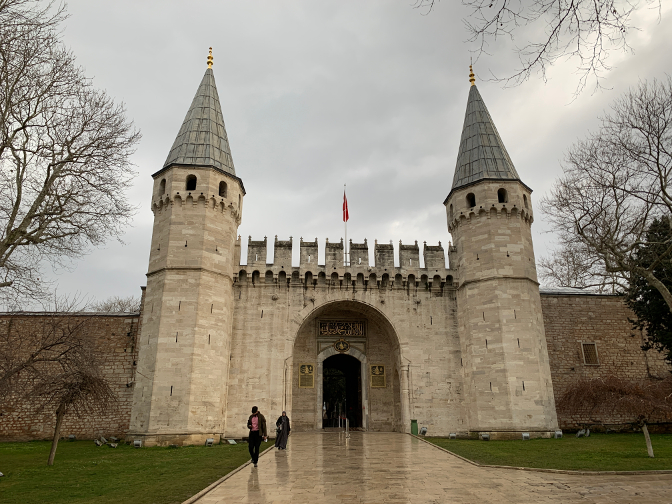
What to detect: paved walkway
<box><xmin>195</xmin><ymin>432</ymin><xmax>672</xmax><ymax>503</ymax></box>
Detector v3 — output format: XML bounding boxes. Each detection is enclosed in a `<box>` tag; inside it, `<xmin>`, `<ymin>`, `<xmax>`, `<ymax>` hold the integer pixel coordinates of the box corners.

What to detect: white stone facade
<box><xmin>128</xmin><ymin>68</ymin><xmax>559</xmax><ymax>446</ymax></box>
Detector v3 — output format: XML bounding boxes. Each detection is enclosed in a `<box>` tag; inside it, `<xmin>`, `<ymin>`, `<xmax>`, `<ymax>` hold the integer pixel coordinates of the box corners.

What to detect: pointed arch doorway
<box><xmin>290</xmin><ymin>300</ymin><xmax>407</xmax><ymax>432</ymax></box>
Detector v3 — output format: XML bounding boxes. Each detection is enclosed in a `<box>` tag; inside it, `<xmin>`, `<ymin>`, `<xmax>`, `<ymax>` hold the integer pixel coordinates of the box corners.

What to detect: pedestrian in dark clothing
<box><xmin>247</xmin><ymin>406</ymin><xmax>267</xmax><ymax>467</ymax></box>
<box><xmin>274</xmin><ymin>411</ymin><xmax>290</xmax><ymax>450</ymax></box>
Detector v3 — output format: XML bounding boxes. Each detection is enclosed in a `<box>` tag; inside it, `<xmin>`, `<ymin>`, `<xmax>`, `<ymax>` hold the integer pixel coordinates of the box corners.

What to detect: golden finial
<box><xmin>469</xmin><ymin>65</ymin><xmax>475</xmax><ymax>86</ymax></box>
<box><xmin>207</xmin><ymin>47</ymin><xmax>213</xmax><ymax>69</ymax></box>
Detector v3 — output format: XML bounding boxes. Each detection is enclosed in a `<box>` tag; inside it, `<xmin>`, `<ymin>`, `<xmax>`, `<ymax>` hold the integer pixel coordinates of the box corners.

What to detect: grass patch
<box><xmin>0</xmin><ymin>439</ymin><xmax>255</xmax><ymax>504</ymax></box>
<box><xmin>426</xmin><ymin>433</ymin><xmax>672</xmax><ymax>471</ymax></box>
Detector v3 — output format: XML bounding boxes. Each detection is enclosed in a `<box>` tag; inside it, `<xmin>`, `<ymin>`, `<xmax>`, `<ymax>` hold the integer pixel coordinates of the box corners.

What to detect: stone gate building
<box><xmin>3</xmin><ymin>58</ymin><xmax>668</xmax><ymax>444</ymax></box>
<box><xmin>127</xmin><ymin>61</ymin><xmax>580</xmax><ymax>446</ymax></box>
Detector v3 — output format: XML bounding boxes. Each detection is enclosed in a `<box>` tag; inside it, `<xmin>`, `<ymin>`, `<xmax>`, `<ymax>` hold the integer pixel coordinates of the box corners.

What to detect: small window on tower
<box><xmin>219</xmin><ymin>181</ymin><xmax>227</xmax><ymax>198</ymax></box>
<box><xmin>159</xmin><ymin>179</ymin><xmax>166</xmax><ymax>195</ymax></box>
<box><xmin>186</xmin><ymin>175</ymin><xmax>197</xmax><ymax>191</ymax></box>
<box><xmin>466</xmin><ymin>193</ymin><xmax>476</xmax><ymax>208</ymax></box>
<box><xmin>523</xmin><ymin>194</ymin><xmax>529</xmax><ymax>209</ymax></box>
<box><xmin>449</xmin><ymin>204</ymin><xmax>453</xmax><ymax>220</ymax></box>
<box><xmin>581</xmin><ymin>343</ymin><xmax>599</xmax><ymax>365</ymax></box>
<box><xmin>497</xmin><ymin>188</ymin><xmax>508</xmax><ymax>203</ymax></box>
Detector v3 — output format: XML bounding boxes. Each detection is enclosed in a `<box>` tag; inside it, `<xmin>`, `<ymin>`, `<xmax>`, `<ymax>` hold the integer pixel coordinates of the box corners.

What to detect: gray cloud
<box><xmin>42</xmin><ymin>0</ymin><xmax>672</xmax><ymax>301</ymax></box>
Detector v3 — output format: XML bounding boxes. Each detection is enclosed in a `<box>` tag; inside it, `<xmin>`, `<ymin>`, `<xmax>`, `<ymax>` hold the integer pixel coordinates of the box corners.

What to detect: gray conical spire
<box><xmin>451</xmin><ymin>84</ymin><xmax>519</xmax><ymax>190</ymax></box>
<box><xmin>163</xmin><ymin>67</ymin><xmax>235</xmax><ymax>175</ymax></box>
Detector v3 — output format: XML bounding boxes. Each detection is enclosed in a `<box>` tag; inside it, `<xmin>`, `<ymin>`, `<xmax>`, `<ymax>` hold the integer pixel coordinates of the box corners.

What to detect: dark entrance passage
<box><xmin>322</xmin><ymin>354</ymin><xmax>362</xmax><ymax>429</ymax></box>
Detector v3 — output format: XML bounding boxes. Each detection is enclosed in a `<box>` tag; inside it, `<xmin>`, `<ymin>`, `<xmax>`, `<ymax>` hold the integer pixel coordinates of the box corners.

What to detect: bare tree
<box><xmin>557</xmin><ymin>376</ymin><xmax>672</xmax><ymax>457</ymax></box>
<box><xmin>541</xmin><ymin>77</ymin><xmax>672</xmax><ymax>309</ymax></box>
<box><xmin>538</xmin><ymin>244</ymin><xmax>627</xmax><ymax>293</ymax></box>
<box><xmin>89</xmin><ymin>295</ymin><xmax>140</xmax><ymax>313</ymax></box>
<box><xmin>0</xmin><ymin>296</ymin><xmax>86</xmax><ymax>401</ymax></box>
<box><xmin>414</xmin><ymin>0</ymin><xmax>661</xmax><ymax>95</ymax></box>
<box><xmin>34</xmin><ymin>369</ymin><xmax>115</xmax><ymax>466</ymax></box>
<box><xmin>0</xmin><ymin>0</ymin><xmax>141</xmax><ymax>308</ymax></box>
<box><xmin>0</xmin><ymin>297</ymin><xmax>116</xmax><ymax>465</ymax></box>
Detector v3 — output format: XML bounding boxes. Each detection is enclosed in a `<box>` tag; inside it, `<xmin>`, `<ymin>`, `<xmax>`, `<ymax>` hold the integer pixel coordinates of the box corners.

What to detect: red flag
<box><xmin>343</xmin><ymin>191</ymin><xmax>349</xmax><ymax>222</ymax></box>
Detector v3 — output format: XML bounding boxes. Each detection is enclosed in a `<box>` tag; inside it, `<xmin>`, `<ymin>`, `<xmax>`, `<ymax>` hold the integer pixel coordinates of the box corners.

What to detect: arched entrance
<box><xmin>290</xmin><ymin>300</ymin><xmax>405</xmax><ymax>432</ymax></box>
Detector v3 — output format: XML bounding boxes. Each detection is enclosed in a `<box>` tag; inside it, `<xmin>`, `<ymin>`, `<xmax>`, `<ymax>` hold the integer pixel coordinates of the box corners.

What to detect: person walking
<box><xmin>274</xmin><ymin>411</ymin><xmax>290</xmax><ymax>450</ymax></box>
<box><xmin>247</xmin><ymin>406</ymin><xmax>267</xmax><ymax>467</ymax></box>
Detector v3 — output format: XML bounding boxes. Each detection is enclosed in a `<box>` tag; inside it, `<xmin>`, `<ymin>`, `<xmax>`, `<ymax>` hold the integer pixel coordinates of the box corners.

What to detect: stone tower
<box><xmin>444</xmin><ymin>68</ymin><xmax>558</xmax><ymax>438</ymax></box>
<box><xmin>129</xmin><ymin>51</ymin><xmax>245</xmax><ymax>446</ymax></box>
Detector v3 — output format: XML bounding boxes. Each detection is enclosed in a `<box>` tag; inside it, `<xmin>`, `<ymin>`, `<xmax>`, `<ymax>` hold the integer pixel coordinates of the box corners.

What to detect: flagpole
<box><xmin>344</xmin><ymin>184</ymin><xmax>348</xmax><ymax>266</ymax></box>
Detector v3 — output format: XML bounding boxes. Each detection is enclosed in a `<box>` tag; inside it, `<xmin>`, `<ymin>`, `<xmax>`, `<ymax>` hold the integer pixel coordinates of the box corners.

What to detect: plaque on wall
<box><xmin>334</xmin><ymin>338</ymin><xmax>350</xmax><ymax>353</ymax></box>
<box><xmin>319</xmin><ymin>321</ymin><xmax>365</xmax><ymax>337</ymax></box>
<box><xmin>299</xmin><ymin>364</ymin><xmax>315</xmax><ymax>388</ymax></box>
<box><xmin>370</xmin><ymin>365</ymin><xmax>386</xmax><ymax>388</ymax></box>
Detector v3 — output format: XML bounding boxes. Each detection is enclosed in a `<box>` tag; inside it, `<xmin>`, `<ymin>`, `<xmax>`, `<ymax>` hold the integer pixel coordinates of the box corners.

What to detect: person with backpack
<box><xmin>247</xmin><ymin>406</ymin><xmax>267</xmax><ymax>467</ymax></box>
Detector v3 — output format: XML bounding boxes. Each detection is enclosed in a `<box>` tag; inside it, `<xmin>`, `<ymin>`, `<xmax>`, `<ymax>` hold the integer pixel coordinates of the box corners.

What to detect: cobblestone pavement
<box><xmin>193</xmin><ymin>432</ymin><xmax>672</xmax><ymax>504</ymax></box>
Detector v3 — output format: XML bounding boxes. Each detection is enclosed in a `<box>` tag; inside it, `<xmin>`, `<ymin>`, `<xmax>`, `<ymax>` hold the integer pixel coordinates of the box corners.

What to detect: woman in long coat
<box><xmin>275</xmin><ymin>411</ymin><xmax>290</xmax><ymax>450</ymax></box>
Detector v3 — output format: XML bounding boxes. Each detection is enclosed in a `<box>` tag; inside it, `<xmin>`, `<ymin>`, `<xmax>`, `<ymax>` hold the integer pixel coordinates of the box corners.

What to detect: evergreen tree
<box><xmin>626</xmin><ymin>217</ymin><xmax>672</xmax><ymax>366</ymax></box>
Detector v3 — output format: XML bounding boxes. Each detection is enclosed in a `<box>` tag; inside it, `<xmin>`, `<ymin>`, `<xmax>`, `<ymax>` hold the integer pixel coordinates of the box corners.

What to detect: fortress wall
<box><xmin>365</xmin><ymin>316</ymin><xmax>401</xmax><ymax>432</ymax></box>
<box><xmin>325</xmin><ymin>240</ymin><xmax>344</xmax><ymax>269</ymax></box>
<box><xmin>0</xmin><ymin>313</ymin><xmax>140</xmax><ymax>441</ymax></box>
<box><xmin>399</xmin><ymin>242</ymin><xmax>420</xmax><ymax>269</ymax></box>
<box><xmin>541</xmin><ymin>293</ymin><xmax>671</xmax><ymax>429</ymax></box>
<box><xmin>300</xmin><ymin>238</ymin><xmax>319</xmax><ymax>267</ymax></box>
<box><xmin>224</xmin><ymin>276</ymin><xmax>301</xmax><ymax>437</ymax></box>
<box><xmin>240</xmin><ymin>237</ymin><xmax>450</xmax><ymax>284</ymax></box>
<box><xmin>349</xmin><ymin>240</ymin><xmax>369</xmax><ymax>267</ymax></box>
<box><xmin>227</xmin><ymin>265</ymin><xmax>464</xmax><ymax>438</ymax></box>
<box><xmin>374</xmin><ymin>241</ymin><xmax>394</xmax><ymax>268</ymax></box>
<box><xmin>274</xmin><ymin>236</ymin><xmax>293</xmax><ymax>269</ymax></box>
<box><xmin>3</xmin><ymin>289</ymin><xmax>669</xmax><ymax>440</ymax></box>
<box><xmin>247</xmin><ymin>236</ymin><xmax>267</xmax><ymax>268</ymax></box>
<box><xmin>250</xmin><ymin>237</ymin><xmax>449</xmax><ymax>271</ymax></box>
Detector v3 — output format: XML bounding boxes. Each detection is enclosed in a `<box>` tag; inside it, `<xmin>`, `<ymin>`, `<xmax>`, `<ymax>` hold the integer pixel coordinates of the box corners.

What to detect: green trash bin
<box><xmin>411</xmin><ymin>419</ymin><xmax>418</xmax><ymax>435</ymax></box>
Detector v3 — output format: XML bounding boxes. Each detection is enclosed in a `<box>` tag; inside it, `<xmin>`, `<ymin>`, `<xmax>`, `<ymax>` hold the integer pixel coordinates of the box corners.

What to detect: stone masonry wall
<box><xmin>541</xmin><ymin>292</ymin><xmax>671</xmax><ymax>429</ymax></box>
<box><xmin>0</xmin><ymin>312</ymin><xmax>141</xmax><ymax>441</ymax></box>
<box><xmin>3</xmin><ymin>284</ymin><xmax>669</xmax><ymax>440</ymax></box>
<box><xmin>225</xmin><ymin>243</ymin><xmax>464</xmax><ymax>438</ymax></box>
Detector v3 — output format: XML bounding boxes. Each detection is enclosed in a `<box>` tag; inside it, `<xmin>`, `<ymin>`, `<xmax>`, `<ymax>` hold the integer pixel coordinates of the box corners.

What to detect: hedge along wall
<box><xmin>0</xmin><ymin>311</ymin><xmax>141</xmax><ymax>441</ymax></box>
<box><xmin>541</xmin><ymin>292</ymin><xmax>671</xmax><ymax>430</ymax></box>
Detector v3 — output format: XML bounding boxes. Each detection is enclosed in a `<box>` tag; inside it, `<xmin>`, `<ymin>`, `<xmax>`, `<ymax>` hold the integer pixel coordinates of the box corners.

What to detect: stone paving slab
<box><xmin>190</xmin><ymin>432</ymin><xmax>672</xmax><ymax>504</ymax></box>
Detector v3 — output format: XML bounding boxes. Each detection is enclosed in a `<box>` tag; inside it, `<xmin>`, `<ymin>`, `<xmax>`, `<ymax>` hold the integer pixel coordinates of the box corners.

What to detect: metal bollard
<box><xmin>346</xmin><ymin>418</ymin><xmax>350</xmax><ymax>438</ymax></box>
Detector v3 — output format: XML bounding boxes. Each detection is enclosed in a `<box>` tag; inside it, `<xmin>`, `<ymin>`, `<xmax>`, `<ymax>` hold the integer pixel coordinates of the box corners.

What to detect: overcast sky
<box><xmin>43</xmin><ymin>0</ymin><xmax>672</xmax><ymax>304</ymax></box>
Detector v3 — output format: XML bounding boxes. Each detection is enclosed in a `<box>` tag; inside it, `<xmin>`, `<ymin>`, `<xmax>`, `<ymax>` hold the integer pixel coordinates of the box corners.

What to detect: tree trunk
<box><xmin>642</xmin><ymin>422</ymin><xmax>655</xmax><ymax>458</ymax></box>
<box><xmin>47</xmin><ymin>404</ymin><xmax>65</xmax><ymax>466</ymax></box>
<box><xmin>638</xmin><ymin>268</ymin><xmax>672</xmax><ymax>315</ymax></box>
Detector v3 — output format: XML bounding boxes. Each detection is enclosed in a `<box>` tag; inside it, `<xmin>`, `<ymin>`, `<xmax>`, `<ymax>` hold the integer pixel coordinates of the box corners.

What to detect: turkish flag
<box><xmin>343</xmin><ymin>191</ymin><xmax>349</xmax><ymax>222</ymax></box>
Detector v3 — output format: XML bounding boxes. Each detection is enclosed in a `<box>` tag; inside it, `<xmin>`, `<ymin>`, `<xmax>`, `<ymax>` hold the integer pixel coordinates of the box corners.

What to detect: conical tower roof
<box><xmin>450</xmin><ymin>81</ymin><xmax>519</xmax><ymax>190</ymax></box>
<box><xmin>162</xmin><ymin>66</ymin><xmax>236</xmax><ymax>175</ymax></box>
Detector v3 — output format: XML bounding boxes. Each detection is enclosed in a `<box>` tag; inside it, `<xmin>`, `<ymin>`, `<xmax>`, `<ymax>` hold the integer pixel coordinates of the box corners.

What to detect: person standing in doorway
<box><xmin>275</xmin><ymin>411</ymin><xmax>290</xmax><ymax>450</ymax></box>
<box><xmin>247</xmin><ymin>406</ymin><xmax>267</xmax><ymax>467</ymax></box>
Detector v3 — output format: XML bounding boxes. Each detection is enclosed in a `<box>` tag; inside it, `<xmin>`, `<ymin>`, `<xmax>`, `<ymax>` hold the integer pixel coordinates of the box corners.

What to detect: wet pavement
<box><xmin>192</xmin><ymin>432</ymin><xmax>672</xmax><ymax>503</ymax></box>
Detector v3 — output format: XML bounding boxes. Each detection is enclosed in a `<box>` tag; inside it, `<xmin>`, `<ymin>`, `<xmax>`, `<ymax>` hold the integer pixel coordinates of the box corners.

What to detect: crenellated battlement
<box><xmin>447</xmin><ymin>203</ymin><xmax>533</xmax><ymax>234</ymax></box>
<box><xmin>233</xmin><ymin>235</ymin><xmax>457</xmax><ymax>291</ymax></box>
<box><xmin>151</xmin><ymin>192</ymin><xmax>242</xmax><ymax>224</ymax></box>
